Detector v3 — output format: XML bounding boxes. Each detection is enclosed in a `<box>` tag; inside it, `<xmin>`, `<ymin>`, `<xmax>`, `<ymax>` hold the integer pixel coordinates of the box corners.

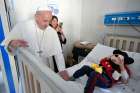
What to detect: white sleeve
<box><xmin>121</xmin><ymin>70</ymin><xmax>129</xmax><ymax>80</ymax></box>
<box><xmin>54</xmin><ymin>53</ymin><xmax>66</xmax><ymax>71</ymax></box>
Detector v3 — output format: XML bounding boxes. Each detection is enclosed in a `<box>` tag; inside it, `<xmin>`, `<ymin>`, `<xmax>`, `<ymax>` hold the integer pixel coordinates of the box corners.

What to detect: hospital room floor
<box><xmin>0</xmin><ymin>71</ymin><xmax>6</xmax><ymax>93</ymax></box>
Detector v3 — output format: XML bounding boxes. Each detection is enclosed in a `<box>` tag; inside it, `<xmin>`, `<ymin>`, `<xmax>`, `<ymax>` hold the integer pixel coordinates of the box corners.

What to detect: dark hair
<box><xmin>52</xmin><ymin>15</ymin><xmax>58</xmax><ymax>21</ymax></box>
<box><xmin>113</xmin><ymin>50</ymin><xmax>134</xmax><ymax>64</ymax></box>
<box><xmin>50</xmin><ymin>15</ymin><xmax>58</xmax><ymax>27</ymax></box>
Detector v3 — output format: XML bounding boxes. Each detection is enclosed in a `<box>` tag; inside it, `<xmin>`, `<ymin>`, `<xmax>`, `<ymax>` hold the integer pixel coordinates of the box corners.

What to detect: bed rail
<box><xmin>106</xmin><ymin>34</ymin><xmax>140</xmax><ymax>53</ymax></box>
<box><xmin>17</xmin><ymin>48</ymin><xmax>82</xmax><ymax>93</ymax></box>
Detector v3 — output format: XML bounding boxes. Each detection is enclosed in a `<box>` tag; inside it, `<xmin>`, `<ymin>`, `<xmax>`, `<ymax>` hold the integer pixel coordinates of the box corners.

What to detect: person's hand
<box><xmin>56</xmin><ymin>26</ymin><xmax>62</xmax><ymax>32</ymax></box>
<box><xmin>56</xmin><ymin>25</ymin><xmax>64</xmax><ymax>34</ymax></box>
<box><xmin>56</xmin><ymin>26</ymin><xmax>60</xmax><ymax>32</ymax></box>
<box><xmin>9</xmin><ymin>39</ymin><xmax>28</xmax><ymax>49</ymax></box>
<box><xmin>116</xmin><ymin>56</ymin><xmax>125</xmax><ymax>71</ymax></box>
<box><xmin>117</xmin><ymin>56</ymin><xmax>124</xmax><ymax>67</ymax></box>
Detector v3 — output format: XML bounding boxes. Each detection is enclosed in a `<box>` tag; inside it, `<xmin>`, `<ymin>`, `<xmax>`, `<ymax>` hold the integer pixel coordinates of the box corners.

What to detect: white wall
<box><xmin>57</xmin><ymin>0</ymin><xmax>82</xmax><ymax>57</ymax></box>
<box><xmin>80</xmin><ymin>0</ymin><xmax>140</xmax><ymax>44</ymax></box>
<box><xmin>12</xmin><ymin>0</ymin><xmax>48</xmax><ymax>23</ymax></box>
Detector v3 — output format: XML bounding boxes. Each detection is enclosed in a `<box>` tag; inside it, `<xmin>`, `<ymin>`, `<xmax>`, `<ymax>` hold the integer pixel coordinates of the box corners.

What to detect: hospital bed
<box><xmin>16</xmin><ymin>34</ymin><xmax>140</xmax><ymax>93</ymax></box>
<box><xmin>64</xmin><ymin>34</ymin><xmax>140</xmax><ymax>93</ymax></box>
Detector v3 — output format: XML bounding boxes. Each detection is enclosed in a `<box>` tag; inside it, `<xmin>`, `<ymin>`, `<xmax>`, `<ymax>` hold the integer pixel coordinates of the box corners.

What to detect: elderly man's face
<box><xmin>35</xmin><ymin>11</ymin><xmax>52</xmax><ymax>30</ymax></box>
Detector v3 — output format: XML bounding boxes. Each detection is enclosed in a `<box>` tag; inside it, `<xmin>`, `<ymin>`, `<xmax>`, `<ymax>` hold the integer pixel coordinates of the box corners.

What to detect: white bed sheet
<box><xmin>66</xmin><ymin>43</ymin><xmax>140</xmax><ymax>93</ymax></box>
<box><xmin>73</xmin><ymin>77</ymin><xmax>140</xmax><ymax>93</ymax></box>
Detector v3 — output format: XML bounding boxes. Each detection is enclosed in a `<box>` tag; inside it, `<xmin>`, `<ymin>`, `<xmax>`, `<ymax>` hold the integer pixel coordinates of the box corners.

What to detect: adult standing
<box><xmin>50</xmin><ymin>15</ymin><xmax>66</xmax><ymax>47</ymax></box>
<box><xmin>2</xmin><ymin>6</ymin><xmax>65</xmax><ymax>72</ymax></box>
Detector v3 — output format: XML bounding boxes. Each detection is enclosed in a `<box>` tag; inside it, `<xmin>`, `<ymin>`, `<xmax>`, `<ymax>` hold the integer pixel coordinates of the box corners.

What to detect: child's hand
<box><xmin>117</xmin><ymin>55</ymin><xmax>124</xmax><ymax>67</ymax></box>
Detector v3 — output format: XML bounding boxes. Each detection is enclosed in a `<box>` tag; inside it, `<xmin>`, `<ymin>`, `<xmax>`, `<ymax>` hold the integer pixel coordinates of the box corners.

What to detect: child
<box><xmin>69</xmin><ymin>50</ymin><xmax>134</xmax><ymax>93</ymax></box>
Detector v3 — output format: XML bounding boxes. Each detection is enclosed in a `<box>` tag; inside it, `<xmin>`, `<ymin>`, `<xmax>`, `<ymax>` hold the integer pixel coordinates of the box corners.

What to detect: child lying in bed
<box><xmin>69</xmin><ymin>50</ymin><xmax>134</xmax><ymax>93</ymax></box>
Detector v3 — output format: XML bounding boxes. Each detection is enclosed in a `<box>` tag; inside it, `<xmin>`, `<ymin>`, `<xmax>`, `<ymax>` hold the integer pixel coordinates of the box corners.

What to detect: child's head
<box><xmin>110</xmin><ymin>54</ymin><xmax>124</xmax><ymax>65</ymax></box>
<box><xmin>109</xmin><ymin>50</ymin><xmax>134</xmax><ymax>70</ymax></box>
<box><xmin>112</xmin><ymin>50</ymin><xmax>134</xmax><ymax>65</ymax></box>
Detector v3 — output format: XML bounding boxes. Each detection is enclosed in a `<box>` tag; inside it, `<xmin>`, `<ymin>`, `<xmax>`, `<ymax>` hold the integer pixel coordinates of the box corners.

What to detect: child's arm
<box><xmin>120</xmin><ymin>66</ymin><xmax>129</xmax><ymax>84</ymax></box>
<box><xmin>119</xmin><ymin>62</ymin><xmax>129</xmax><ymax>84</ymax></box>
<box><xmin>114</xmin><ymin>56</ymin><xmax>129</xmax><ymax>84</ymax></box>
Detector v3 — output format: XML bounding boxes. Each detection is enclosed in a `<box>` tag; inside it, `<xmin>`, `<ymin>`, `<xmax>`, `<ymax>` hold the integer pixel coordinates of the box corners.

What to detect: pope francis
<box><xmin>2</xmin><ymin>6</ymin><xmax>65</xmax><ymax>72</ymax></box>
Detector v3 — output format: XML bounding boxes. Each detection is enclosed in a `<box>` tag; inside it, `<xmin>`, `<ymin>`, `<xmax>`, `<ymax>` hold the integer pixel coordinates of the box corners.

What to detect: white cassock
<box><xmin>2</xmin><ymin>19</ymin><xmax>65</xmax><ymax>71</ymax></box>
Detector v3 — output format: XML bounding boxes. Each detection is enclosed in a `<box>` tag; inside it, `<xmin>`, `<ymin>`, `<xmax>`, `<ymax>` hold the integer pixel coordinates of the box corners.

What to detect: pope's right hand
<box><xmin>9</xmin><ymin>40</ymin><xmax>28</xmax><ymax>48</ymax></box>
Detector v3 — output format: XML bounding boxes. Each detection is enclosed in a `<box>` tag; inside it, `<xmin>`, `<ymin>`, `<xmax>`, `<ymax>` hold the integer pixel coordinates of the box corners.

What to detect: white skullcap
<box><xmin>36</xmin><ymin>5</ymin><xmax>52</xmax><ymax>12</ymax></box>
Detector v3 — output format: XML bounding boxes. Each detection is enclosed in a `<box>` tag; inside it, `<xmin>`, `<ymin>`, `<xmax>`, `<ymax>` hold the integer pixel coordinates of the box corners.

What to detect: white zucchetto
<box><xmin>36</xmin><ymin>5</ymin><xmax>52</xmax><ymax>12</ymax></box>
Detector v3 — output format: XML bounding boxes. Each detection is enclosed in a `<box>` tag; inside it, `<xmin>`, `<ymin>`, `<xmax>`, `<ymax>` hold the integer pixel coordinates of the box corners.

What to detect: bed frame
<box><xmin>13</xmin><ymin>34</ymin><xmax>140</xmax><ymax>93</ymax></box>
<box><xmin>105</xmin><ymin>34</ymin><xmax>140</xmax><ymax>53</ymax></box>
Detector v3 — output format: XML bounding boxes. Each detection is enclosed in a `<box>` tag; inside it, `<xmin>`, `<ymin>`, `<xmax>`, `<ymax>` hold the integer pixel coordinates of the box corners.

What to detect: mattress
<box><xmin>65</xmin><ymin>44</ymin><xmax>140</xmax><ymax>93</ymax></box>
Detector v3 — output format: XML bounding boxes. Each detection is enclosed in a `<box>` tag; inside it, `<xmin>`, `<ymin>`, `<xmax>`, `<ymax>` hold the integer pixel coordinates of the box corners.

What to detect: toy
<box><xmin>70</xmin><ymin>49</ymin><xmax>134</xmax><ymax>93</ymax></box>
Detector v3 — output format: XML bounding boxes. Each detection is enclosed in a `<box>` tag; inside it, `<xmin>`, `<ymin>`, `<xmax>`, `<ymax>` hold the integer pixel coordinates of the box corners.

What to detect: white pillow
<box><xmin>82</xmin><ymin>43</ymin><xmax>115</xmax><ymax>64</ymax></box>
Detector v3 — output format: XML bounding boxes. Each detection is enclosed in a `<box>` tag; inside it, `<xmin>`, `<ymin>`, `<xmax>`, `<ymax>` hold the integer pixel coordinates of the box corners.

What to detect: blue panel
<box><xmin>0</xmin><ymin>16</ymin><xmax>16</xmax><ymax>93</ymax></box>
<box><xmin>0</xmin><ymin>46</ymin><xmax>16</xmax><ymax>93</ymax></box>
<box><xmin>0</xmin><ymin>17</ymin><xmax>5</xmax><ymax>43</ymax></box>
<box><xmin>104</xmin><ymin>11</ymin><xmax>140</xmax><ymax>25</ymax></box>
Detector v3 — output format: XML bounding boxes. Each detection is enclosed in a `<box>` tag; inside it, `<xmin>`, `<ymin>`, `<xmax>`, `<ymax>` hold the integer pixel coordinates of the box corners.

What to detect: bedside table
<box><xmin>72</xmin><ymin>41</ymin><xmax>96</xmax><ymax>63</ymax></box>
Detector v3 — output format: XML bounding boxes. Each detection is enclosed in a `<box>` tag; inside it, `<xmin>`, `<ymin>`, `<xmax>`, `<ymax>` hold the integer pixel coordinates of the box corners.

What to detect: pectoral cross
<box><xmin>37</xmin><ymin>50</ymin><xmax>43</xmax><ymax>56</ymax></box>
